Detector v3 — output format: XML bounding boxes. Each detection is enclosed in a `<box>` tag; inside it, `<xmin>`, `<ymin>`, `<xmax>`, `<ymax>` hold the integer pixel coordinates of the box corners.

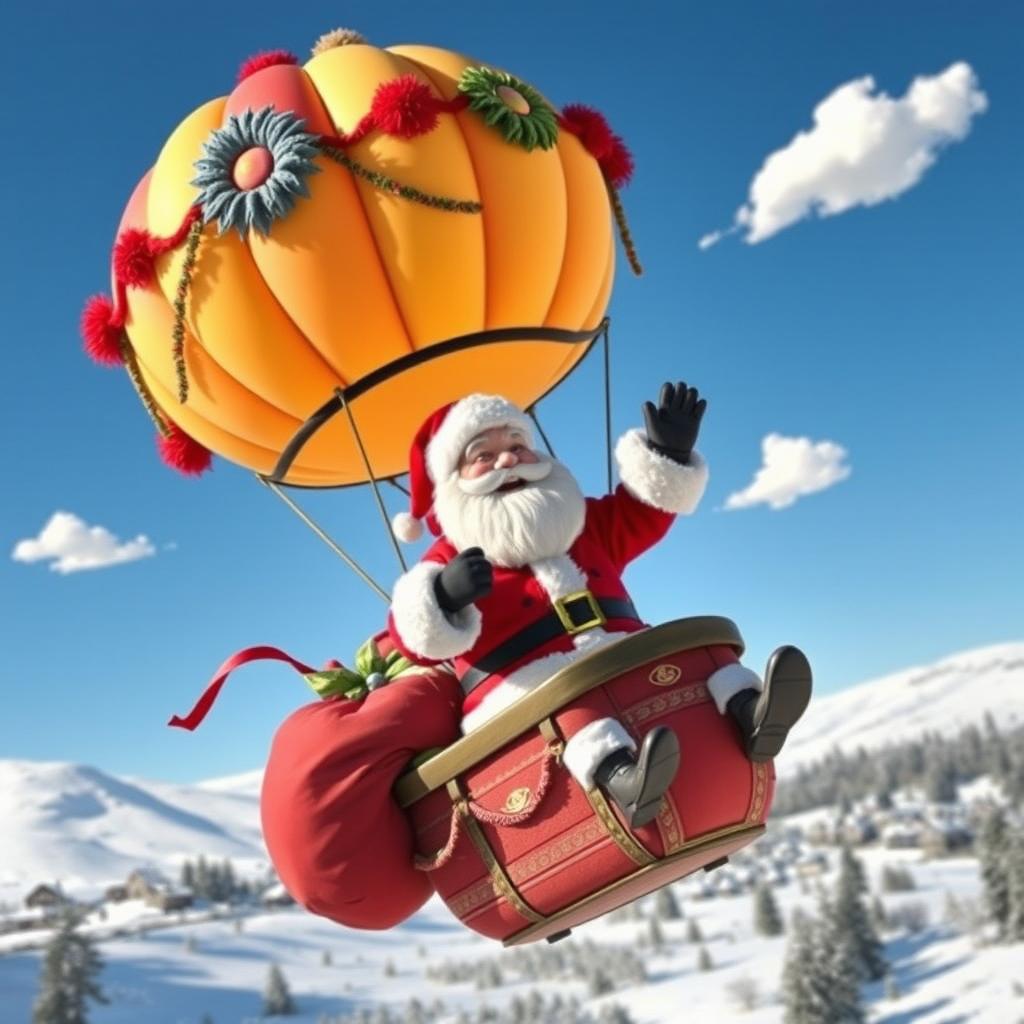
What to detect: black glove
<box><xmin>643</xmin><ymin>381</ymin><xmax>707</xmax><ymax>464</ymax></box>
<box><xmin>433</xmin><ymin>547</ymin><xmax>493</xmax><ymax>613</ymax></box>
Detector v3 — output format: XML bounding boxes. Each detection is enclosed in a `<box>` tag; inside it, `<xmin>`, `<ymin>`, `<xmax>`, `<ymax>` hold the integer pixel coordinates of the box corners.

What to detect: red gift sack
<box><xmin>398</xmin><ymin>617</ymin><xmax>771</xmax><ymax>945</ymax></box>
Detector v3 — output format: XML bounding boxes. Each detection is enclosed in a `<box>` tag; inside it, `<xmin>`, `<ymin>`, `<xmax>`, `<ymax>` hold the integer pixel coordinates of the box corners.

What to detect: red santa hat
<box><xmin>392</xmin><ymin>394</ymin><xmax>534</xmax><ymax>543</ymax></box>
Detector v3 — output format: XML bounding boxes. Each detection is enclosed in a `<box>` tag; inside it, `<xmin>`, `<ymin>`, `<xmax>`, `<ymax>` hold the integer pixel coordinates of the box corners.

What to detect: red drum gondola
<box><xmin>397</xmin><ymin>616</ymin><xmax>771</xmax><ymax>945</ymax></box>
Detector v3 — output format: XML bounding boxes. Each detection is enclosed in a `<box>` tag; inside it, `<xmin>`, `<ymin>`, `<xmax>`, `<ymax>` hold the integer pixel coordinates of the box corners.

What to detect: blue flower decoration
<box><xmin>192</xmin><ymin>107</ymin><xmax>321</xmax><ymax>237</ymax></box>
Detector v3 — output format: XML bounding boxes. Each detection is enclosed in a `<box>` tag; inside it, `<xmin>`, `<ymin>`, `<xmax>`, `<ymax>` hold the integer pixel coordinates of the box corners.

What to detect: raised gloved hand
<box><xmin>643</xmin><ymin>381</ymin><xmax>707</xmax><ymax>465</ymax></box>
<box><xmin>433</xmin><ymin>547</ymin><xmax>493</xmax><ymax>613</ymax></box>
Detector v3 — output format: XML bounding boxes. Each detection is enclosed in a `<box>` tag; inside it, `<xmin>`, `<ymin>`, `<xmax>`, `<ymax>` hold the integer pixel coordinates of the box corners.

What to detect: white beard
<box><xmin>433</xmin><ymin>459</ymin><xmax>587</xmax><ymax>568</ymax></box>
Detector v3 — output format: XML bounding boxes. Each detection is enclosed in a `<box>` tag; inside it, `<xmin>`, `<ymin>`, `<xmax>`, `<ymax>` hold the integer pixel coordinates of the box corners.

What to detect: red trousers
<box><xmin>260</xmin><ymin>669</ymin><xmax>462</xmax><ymax>929</ymax></box>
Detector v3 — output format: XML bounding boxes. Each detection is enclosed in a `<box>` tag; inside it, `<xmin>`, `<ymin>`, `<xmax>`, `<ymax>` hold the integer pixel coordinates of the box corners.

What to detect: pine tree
<box><xmin>781</xmin><ymin>910</ymin><xmax>831</xmax><ymax>1023</ymax></box>
<box><xmin>647</xmin><ymin>917</ymin><xmax>665</xmax><ymax>950</ymax></box>
<box><xmin>753</xmin><ymin>881</ymin><xmax>784</xmax><ymax>936</ymax></box>
<box><xmin>696</xmin><ymin>946</ymin><xmax>713</xmax><ymax>971</ymax></box>
<box><xmin>32</xmin><ymin>911</ymin><xmax>108</xmax><ymax>1024</ymax></box>
<box><xmin>870</xmin><ymin>895</ymin><xmax>889</xmax><ymax>933</ymax></box>
<box><xmin>1005</xmin><ymin>829</ymin><xmax>1024</xmax><ymax>941</ymax></box>
<box><xmin>181</xmin><ymin>859</ymin><xmax>195</xmax><ymax>891</ymax></box>
<box><xmin>262</xmin><ymin>963</ymin><xmax>296</xmax><ymax>1016</ymax></box>
<box><xmin>834</xmin><ymin>846</ymin><xmax>887</xmax><ymax>981</ymax></box>
<box><xmin>195</xmin><ymin>856</ymin><xmax>212</xmax><ymax>901</ymax></box>
<box><xmin>685</xmin><ymin>918</ymin><xmax>702</xmax><ymax>943</ymax></box>
<box><xmin>321</xmin><ymin>950</ymin><xmax>333</xmax><ymax>967</ymax></box>
<box><xmin>978</xmin><ymin>809</ymin><xmax>1011</xmax><ymax>937</ymax></box>
<box><xmin>653</xmin><ymin>886</ymin><xmax>682</xmax><ymax>920</ymax></box>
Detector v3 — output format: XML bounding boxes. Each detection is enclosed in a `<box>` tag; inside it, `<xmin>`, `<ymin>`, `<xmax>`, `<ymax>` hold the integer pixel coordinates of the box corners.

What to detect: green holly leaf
<box><xmin>354</xmin><ymin>639</ymin><xmax>385</xmax><ymax>679</ymax></box>
<box><xmin>305</xmin><ymin>667</ymin><xmax>368</xmax><ymax>701</ymax></box>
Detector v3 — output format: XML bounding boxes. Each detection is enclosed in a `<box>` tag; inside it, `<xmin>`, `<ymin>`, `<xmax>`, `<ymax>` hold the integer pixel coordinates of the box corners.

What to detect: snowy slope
<box><xmin>0</xmin><ymin>761</ymin><xmax>266</xmax><ymax>900</ymax></box>
<box><xmin>779</xmin><ymin>641</ymin><xmax>1024</xmax><ymax>776</ymax></box>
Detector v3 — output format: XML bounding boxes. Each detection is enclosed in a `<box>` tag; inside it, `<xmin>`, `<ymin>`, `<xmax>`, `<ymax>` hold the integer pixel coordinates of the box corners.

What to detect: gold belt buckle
<box><xmin>554</xmin><ymin>590</ymin><xmax>606</xmax><ymax>635</ymax></box>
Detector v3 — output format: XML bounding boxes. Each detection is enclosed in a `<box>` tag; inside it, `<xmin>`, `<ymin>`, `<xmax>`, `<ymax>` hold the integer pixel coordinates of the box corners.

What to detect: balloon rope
<box><xmin>259</xmin><ymin>477</ymin><xmax>392</xmax><ymax>603</ymax></box>
<box><xmin>608</xmin><ymin>184</ymin><xmax>643</xmax><ymax>276</ymax></box>
<box><xmin>171</xmin><ymin>219</ymin><xmax>203</xmax><ymax>403</ymax></box>
<box><xmin>527</xmin><ymin>409</ymin><xmax>557</xmax><ymax>460</ymax></box>
<box><xmin>338</xmin><ymin>392</ymin><xmax>408</xmax><ymax>575</ymax></box>
<box><xmin>603</xmin><ymin>322</ymin><xmax>613</xmax><ymax>494</ymax></box>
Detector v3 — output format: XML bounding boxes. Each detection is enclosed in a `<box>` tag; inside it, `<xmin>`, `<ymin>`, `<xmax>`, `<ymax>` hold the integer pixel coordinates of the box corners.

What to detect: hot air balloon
<box><xmin>87</xmin><ymin>27</ymin><xmax>805</xmax><ymax>947</ymax></box>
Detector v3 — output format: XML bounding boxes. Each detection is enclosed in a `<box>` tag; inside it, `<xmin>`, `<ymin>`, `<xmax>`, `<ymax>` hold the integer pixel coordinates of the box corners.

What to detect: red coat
<box><xmin>389</xmin><ymin>483</ymin><xmax>679</xmax><ymax>716</ymax></box>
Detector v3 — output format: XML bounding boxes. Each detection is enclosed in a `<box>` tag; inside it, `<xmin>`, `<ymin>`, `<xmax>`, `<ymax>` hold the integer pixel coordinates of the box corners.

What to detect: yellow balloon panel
<box><xmin>136</xmin><ymin>357</ymin><xmax>347</xmax><ymax>486</ymax></box>
<box><xmin>154</xmin><ymin>224</ymin><xmax>344</xmax><ymax>421</ymax></box>
<box><xmin>390</xmin><ymin>45</ymin><xmax>568</xmax><ymax>331</ymax></box>
<box><xmin>248</xmin><ymin>158</ymin><xmax>414</xmax><ymax>385</ymax></box>
<box><xmin>544</xmin><ymin>131</ymin><xmax>613</xmax><ymax>328</ymax></box>
<box><xmin>305</xmin><ymin>45</ymin><xmax>485</xmax><ymax>349</ymax></box>
<box><xmin>147</xmin><ymin>98</ymin><xmax>225</xmax><ymax>237</ymax></box>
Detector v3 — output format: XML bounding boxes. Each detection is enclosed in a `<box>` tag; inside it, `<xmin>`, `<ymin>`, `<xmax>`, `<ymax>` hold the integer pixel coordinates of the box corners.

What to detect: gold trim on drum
<box><xmin>585</xmin><ymin>787</ymin><xmax>657</xmax><ymax>867</ymax></box>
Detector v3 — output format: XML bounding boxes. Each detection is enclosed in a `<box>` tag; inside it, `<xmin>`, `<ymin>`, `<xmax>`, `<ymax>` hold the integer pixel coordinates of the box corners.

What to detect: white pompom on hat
<box><xmin>391</xmin><ymin>394</ymin><xmax>534</xmax><ymax>543</ymax></box>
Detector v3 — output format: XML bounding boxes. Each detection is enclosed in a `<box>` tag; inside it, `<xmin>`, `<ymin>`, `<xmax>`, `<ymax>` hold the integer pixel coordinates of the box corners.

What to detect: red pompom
<box><xmin>80</xmin><ymin>295</ymin><xmax>124</xmax><ymax>366</ymax></box>
<box><xmin>113</xmin><ymin>228</ymin><xmax>156</xmax><ymax>288</ymax></box>
<box><xmin>371</xmin><ymin>75</ymin><xmax>439</xmax><ymax>139</ymax></box>
<box><xmin>237</xmin><ymin>50</ymin><xmax>299</xmax><ymax>84</ymax></box>
<box><xmin>601</xmin><ymin>136</ymin><xmax>635</xmax><ymax>188</ymax></box>
<box><xmin>157</xmin><ymin>423</ymin><xmax>213</xmax><ymax>476</ymax></box>
<box><xmin>560</xmin><ymin>104</ymin><xmax>615</xmax><ymax>160</ymax></box>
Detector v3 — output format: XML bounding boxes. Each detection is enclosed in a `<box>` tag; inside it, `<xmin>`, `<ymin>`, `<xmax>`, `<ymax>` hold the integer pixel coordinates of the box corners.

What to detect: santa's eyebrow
<box><xmin>464</xmin><ymin>428</ymin><xmax>527</xmax><ymax>460</ymax></box>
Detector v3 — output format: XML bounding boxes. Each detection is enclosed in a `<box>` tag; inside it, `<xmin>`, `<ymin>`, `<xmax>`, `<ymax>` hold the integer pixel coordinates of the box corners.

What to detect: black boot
<box><xmin>592</xmin><ymin>725</ymin><xmax>680</xmax><ymax>829</ymax></box>
<box><xmin>727</xmin><ymin>646</ymin><xmax>812</xmax><ymax>763</ymax></box>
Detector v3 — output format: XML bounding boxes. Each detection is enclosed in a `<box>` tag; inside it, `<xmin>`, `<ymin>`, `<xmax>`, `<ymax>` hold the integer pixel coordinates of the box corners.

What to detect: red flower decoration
<box><xmin>601</xmin><ymin>136</ymin><xmax>634</xmax><ymax>188</ymax></box>
<box><xmin>560</xmin><ymin>105</ymin><xmax>615</xmax><ymax>160</ymax></box>
<box><xmin>371</xmin><ymin>75</ymin><xmax>440</xmax><ymax>139</ymax></box>
<box><xmin>113</xmin><ymin>228</ymin><xmax>156</xmax><ymax>288</ymax></box>
<box><xmin>157</xmin><ymin>423</ymin><xmax>213</xmax><ymax>476</ymax></box>
<box><xmin>237</xmin><ymin>50</ymin><xmax>299</xmax><ymax>84</ymax></box>
<box><xmin>80</xmin><ymin>295</ymin><xmax>124</xmax><ymax>366</ymax></box>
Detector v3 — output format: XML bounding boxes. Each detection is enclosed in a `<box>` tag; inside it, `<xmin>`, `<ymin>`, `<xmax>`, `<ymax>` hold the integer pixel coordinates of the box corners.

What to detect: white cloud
<box><xmin>700</xmin><ymin>61</ymin><xmax>987</xmax><ymax>248</ymax></box>
<box><xmin>12</xmin><ymin>511</ymin><xmax>156</xmax><ymax>574</ymax></box>
<box><xmin>725</xmin><ymin>434</ymin><xmax>850</xmax><ymax>511</ymax></box>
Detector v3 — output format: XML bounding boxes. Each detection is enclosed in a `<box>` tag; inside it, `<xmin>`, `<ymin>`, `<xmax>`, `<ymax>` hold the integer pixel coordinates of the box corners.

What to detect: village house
<box><xmin>124</xmin><ymin>868</ymin><xmax>193</xmax><ymax>912</ymax></box>
<box><xmin>23</xmin><ymin>884</ymin><xmax>68</xmax><ymax>910</ymax></box>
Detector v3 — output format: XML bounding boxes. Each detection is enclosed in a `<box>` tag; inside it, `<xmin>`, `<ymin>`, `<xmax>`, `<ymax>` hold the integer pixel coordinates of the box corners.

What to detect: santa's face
<box><xmin>433</xmin><ymin>426</ymin><xmax>586</xmax><ymax>567</ymax></box>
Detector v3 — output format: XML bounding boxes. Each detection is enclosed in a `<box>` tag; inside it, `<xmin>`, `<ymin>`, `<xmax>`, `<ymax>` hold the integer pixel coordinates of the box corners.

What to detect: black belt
<box><xmin>460</xmin><ymin>592</ymin><xmax>639</xmax><ymax>696</ymax></box>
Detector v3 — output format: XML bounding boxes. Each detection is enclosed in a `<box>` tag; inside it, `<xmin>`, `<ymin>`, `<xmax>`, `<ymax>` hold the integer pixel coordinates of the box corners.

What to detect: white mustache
<box><xmin>456</xmin><ymin>459</ymin><xmax>553</xmax><ymax>496</ymax></box>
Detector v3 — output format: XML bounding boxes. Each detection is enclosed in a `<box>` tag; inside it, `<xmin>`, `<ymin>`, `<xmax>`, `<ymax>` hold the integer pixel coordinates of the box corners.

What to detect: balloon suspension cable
<box><xmin>338</xmin><ymin>390</ymin><xmax>408</xmax><ymax>575</ymax></box>
<box><xmin>388</xmin><ymin>478</ymin><xmax>411</xmax><ymax>497</ymax></box>
<box><xmin>527</xmin><ymin>409</ymin><xmax>557</xmax><ymax>460</ymax></box>
<box><xmin>602</xmin><ymin>321</ymin><xmax>613</xmax><ymax>493</ymax></box>
<box><xmin>257</xmin><ymin>476</ymin><xmax>391</xmax><ymax>604</ymax></box>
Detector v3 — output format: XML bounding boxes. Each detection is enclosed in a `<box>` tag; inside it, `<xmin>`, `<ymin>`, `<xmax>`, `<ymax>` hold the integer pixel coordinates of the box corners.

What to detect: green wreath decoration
<box><xmin>457</xmin><ymin>66</ymin><xmax>559</xmax><ymax>151</ymax></box>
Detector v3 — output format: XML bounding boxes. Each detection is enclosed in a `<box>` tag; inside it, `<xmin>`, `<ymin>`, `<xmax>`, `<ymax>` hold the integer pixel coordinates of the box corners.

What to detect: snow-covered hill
<box><xmin>0</xmin><ymin>761</ymin><xmax>266</xmax><ymax>902</ymax></box>
<box><xmin>780</xmin><ymin>641</ymin><xmax>1024</xmax><ymax>776</ymax></box>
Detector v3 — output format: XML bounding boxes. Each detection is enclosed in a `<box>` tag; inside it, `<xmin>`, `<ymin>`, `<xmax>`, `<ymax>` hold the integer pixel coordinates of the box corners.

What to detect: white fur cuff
<box><xmin>706</xmin><ymin>662</ymin><xmax>762</xmax><ymax>714</ymax></box>
<box><xmin>390</xmin><ymin>560</ymin><xmax>482</xmax><ymax>661</ymax></box>
<box><xmin>615</xmin><ymin>428</ymin><xmax>709</xmax><ymax>514</ymax></box>
<box><xmin>562</xmin><ymin>717</ymin><xmax>637</xmax><ymax>788</ymax></box>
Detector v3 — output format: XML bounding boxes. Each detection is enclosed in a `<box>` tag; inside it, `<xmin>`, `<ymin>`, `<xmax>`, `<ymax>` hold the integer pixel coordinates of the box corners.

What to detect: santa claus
<box><xmin>387</xmin><ymin>384</ymin><xmax>812</xmax><ymax>828</ymax></box>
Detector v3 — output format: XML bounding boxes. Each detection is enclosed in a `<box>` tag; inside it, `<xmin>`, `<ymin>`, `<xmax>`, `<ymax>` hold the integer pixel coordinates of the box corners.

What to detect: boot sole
<box><xmin>747</xmin><ymin>647</ymin><xmax>812</xmax><ymax>763</ymax></box>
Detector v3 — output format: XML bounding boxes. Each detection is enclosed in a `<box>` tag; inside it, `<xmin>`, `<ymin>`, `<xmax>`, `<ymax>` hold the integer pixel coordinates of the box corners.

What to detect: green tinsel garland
<box><xmin>171</xmin><ymin>219</ymin><xmax>204</xmax><ymax>403</ymax></box>
<box><xmin>457</xmin><ymin>67</ymin><xmax>559</xmax><ymax>152</ymax></box>
<box><xmin>121</xmin><ymin>339</ymin><xmax>170</xmax><ymax>438</ymax></box>
<box><xmin>323</xmin><ymin>147</ymin><xmax>482</xmax><ymax>213</ymax></box>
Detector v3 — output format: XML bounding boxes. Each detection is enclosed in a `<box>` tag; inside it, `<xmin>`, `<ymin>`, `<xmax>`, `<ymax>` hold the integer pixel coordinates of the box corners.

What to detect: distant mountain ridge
<box><xmin>2</xmin><ymin>641</ymin><xmax>1020</xmax><ymax>896</ymax></box>
<box><xmin>779</xmin><ymin>641</ymin><xmax>1024</xmax><ymax>776</ymax></box>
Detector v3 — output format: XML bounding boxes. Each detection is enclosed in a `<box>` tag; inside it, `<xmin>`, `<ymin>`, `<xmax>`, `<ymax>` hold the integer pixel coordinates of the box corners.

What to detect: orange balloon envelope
<box><xmin>85</xmin><ymin>30</ymin><xmax>639</xmax><ymax>486</ymax></box>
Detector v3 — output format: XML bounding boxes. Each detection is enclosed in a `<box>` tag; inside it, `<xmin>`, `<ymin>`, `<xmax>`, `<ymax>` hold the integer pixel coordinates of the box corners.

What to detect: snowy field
<box><xmin>3</xmin><ymin>846</ymin><xmax>1023</xmax><ymax>1024</ymax></box>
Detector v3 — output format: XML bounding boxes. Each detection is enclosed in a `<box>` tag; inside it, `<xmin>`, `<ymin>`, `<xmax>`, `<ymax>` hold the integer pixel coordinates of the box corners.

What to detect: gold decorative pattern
<box><xmin>449</xmin><ymin>878</ymin><xmax>499</xmax><ymax>919</ymax></box>
<box><xmin>656</xmin><ymin>790</ymin><xmax>685</xmax><ymax>854</ymax></box>
<box><xmin>508</xmin><ymin>819</ymin><xmax>606</xmax><ymax>883</ymax></box>
<box><xmin>622</xmin><ymin>683</ymin><xmax>711</xmax><ymax>727</ymax></box>
<box><xmin>746</xmin><ymin>762</ymin><xmax>770</xmax><ymax>823</ymax></box>
<box><xmin>586</xmin><ymin>788</ymin><xmax>657</xmax><ymax>867</ymax></box>
<box><xmin>649</xmin><ymin>663</ymin><xmax>682</xmax><ymax>686</ymax></box>
<box><xmin>504</xmin><ymin>787</ymin><xmax>532</xmax><ymax>814</ymax></box>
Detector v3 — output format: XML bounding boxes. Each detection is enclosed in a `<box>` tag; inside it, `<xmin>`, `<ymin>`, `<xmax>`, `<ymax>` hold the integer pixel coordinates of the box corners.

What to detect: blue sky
<box><xmin>2</xmin><ymin>2</ymin><xmax>1021</xmax><ymax>782</ymax></box>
